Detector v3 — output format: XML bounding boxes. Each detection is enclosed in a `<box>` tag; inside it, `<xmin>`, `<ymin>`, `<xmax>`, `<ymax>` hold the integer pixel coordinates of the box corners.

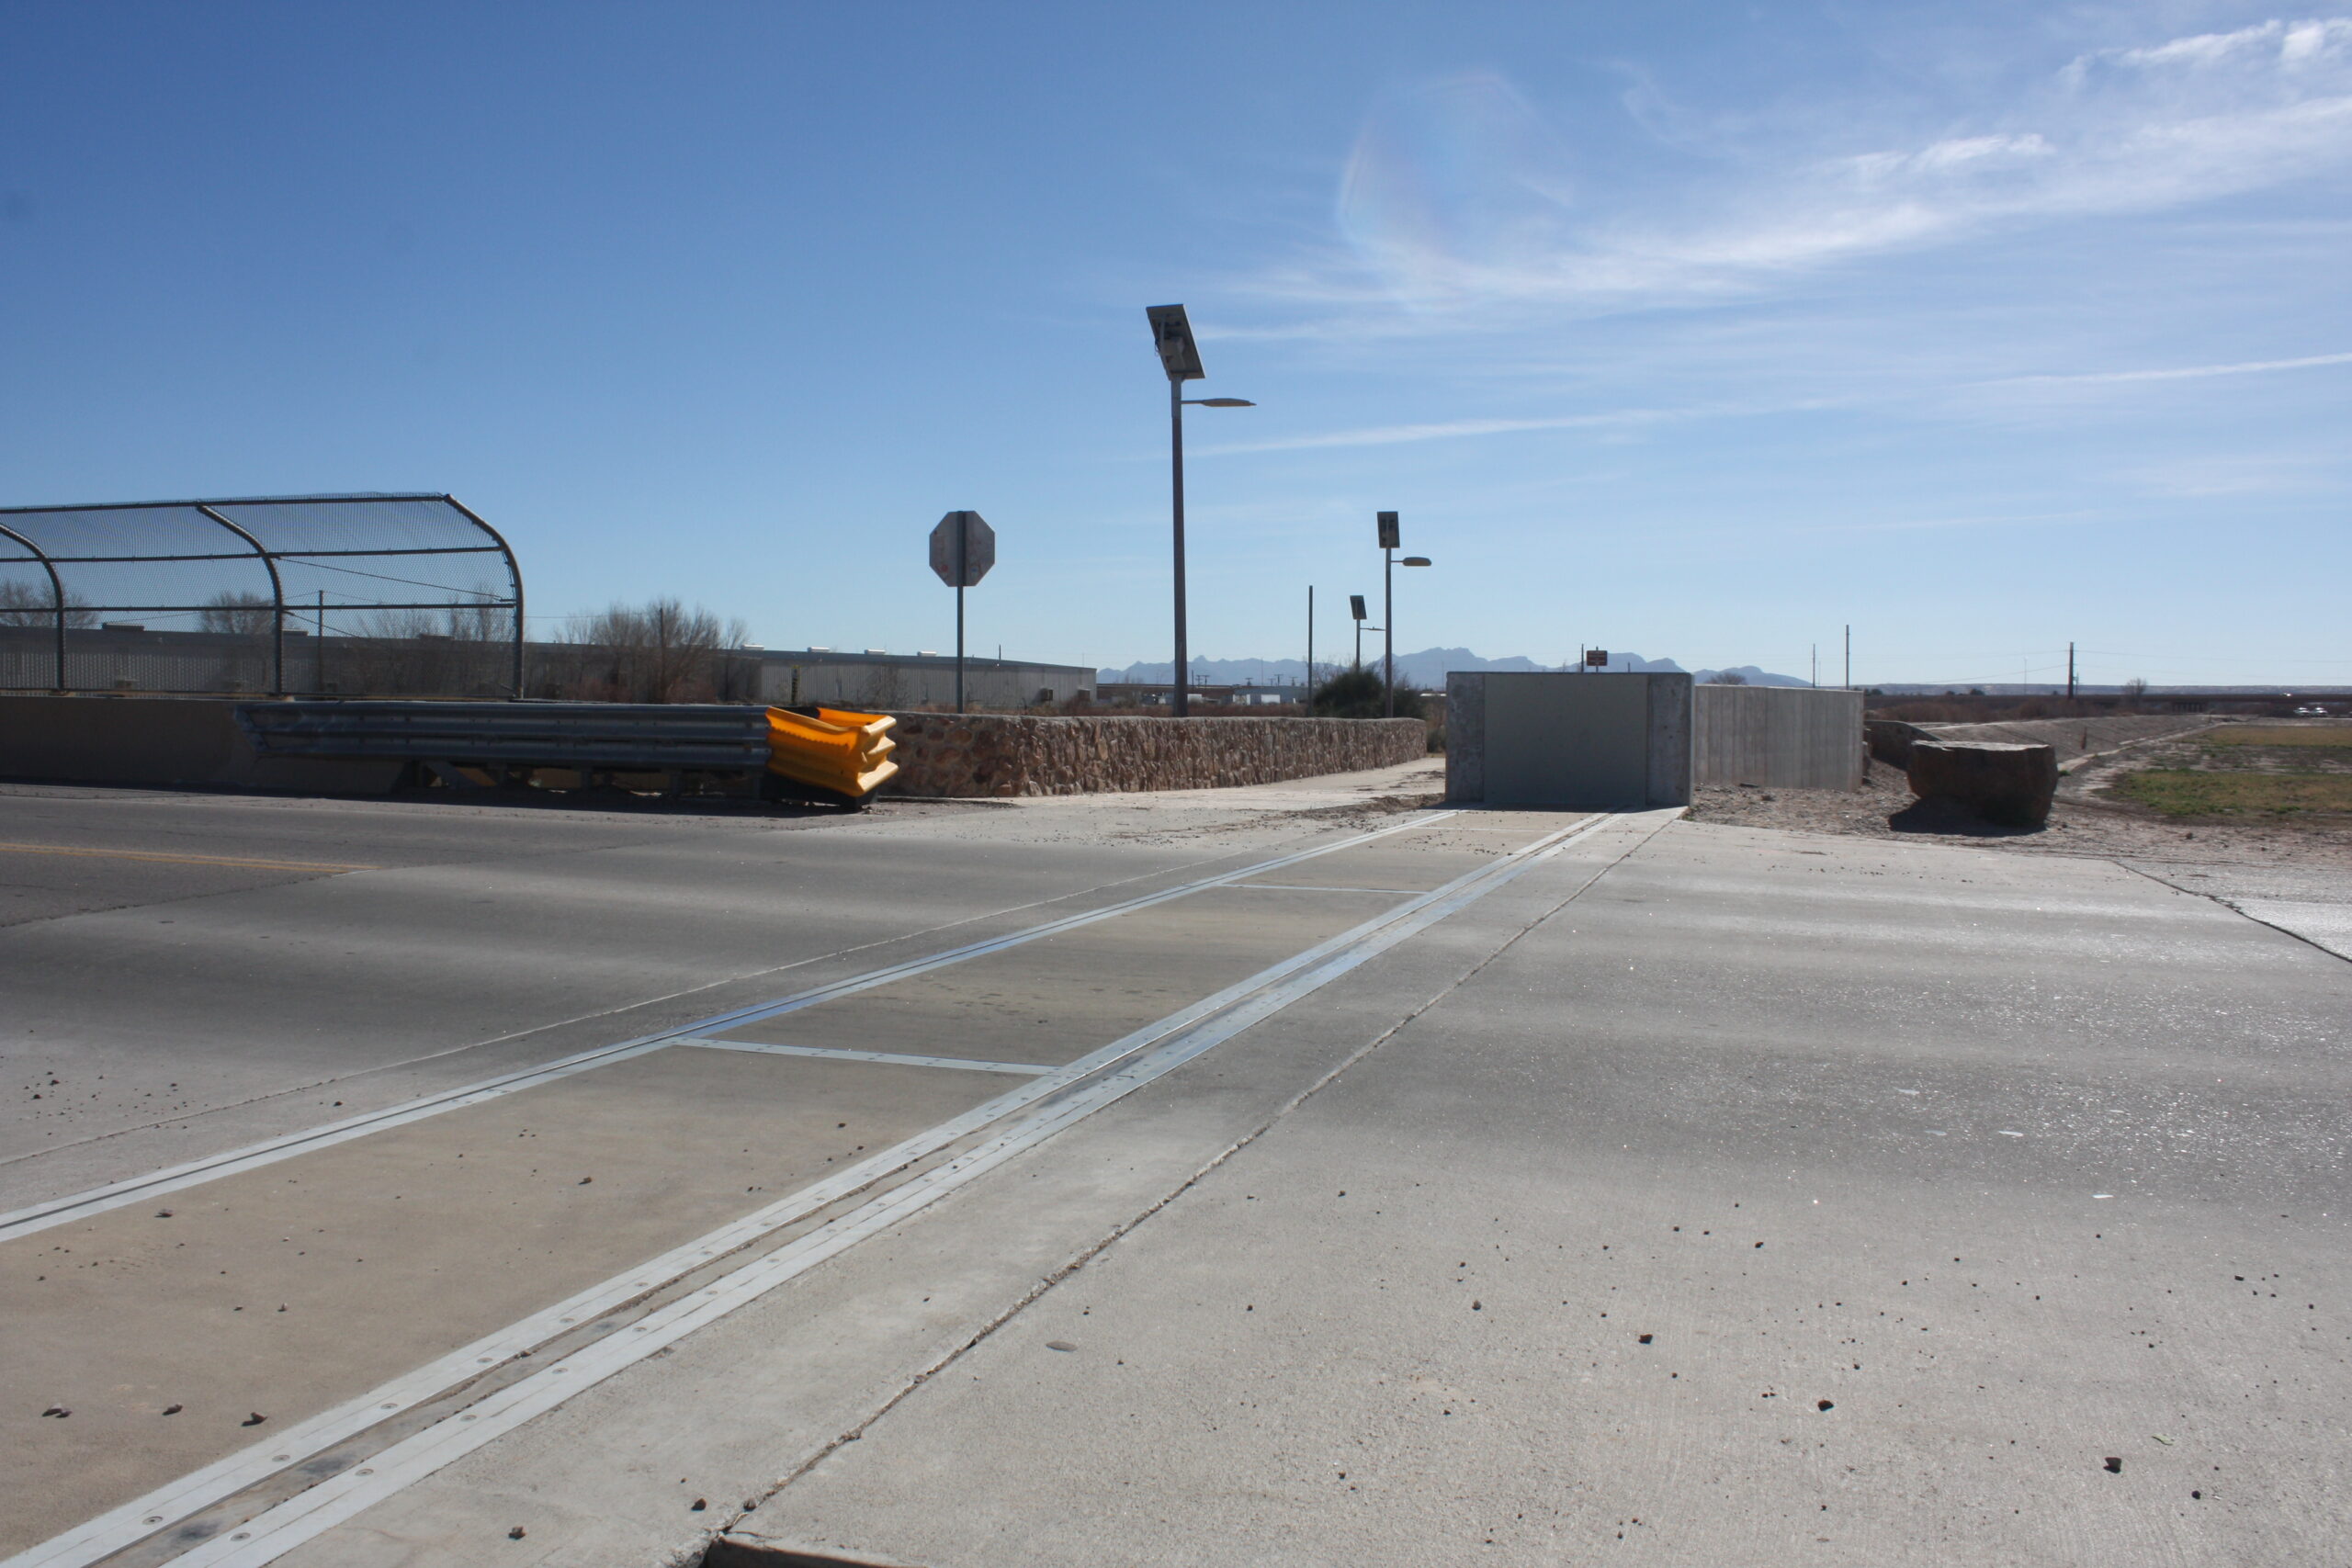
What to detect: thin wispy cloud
<box><xmin>1783</xmin><ymin>508</ymin><xmax>2112</xmax><ymax>537</ymax></box>
<box><xmin>1989</xmin><ymin>349</ymin><xmax>2352</xmax><ymax>386</ymax></box>
<box><xmin>2118</xmin><ymin>448</ymin><xmax>2340</xmax><ymax>496</ymax></box>
<box><xmin>1189</xmin><ymin>393</ymin><xmax>1850</xmax><ymax>455</ymax></box>
<box><xmin>1197</xmin><ymin>342</ymin><xmax>2352</xmax><ymax>458</ymax></box>
<box><xmin>1276</xmin><ymin>17</ymin><xmax>2352</xmax><ymax>316</ymax></box>
<box><xmin>1192</xmin><ymin>407</ymin><xmax>1675</xmax><ymax>456</ymax></box>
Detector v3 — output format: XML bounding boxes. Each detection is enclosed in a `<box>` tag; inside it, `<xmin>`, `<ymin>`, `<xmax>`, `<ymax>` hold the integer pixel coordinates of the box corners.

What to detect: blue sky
<box><xmin>4</xmin><ymin>2</ymin><xmax>2347</xmax><ymax>687</ymax></box>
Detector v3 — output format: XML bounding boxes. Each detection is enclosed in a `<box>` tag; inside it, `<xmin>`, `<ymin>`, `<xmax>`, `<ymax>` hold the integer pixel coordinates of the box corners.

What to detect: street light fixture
<box><xmin>1146</xmin><ymin>304</ymin><xmax>1255</xmax><ymax>718</ymax></box>
<box><xmin>1349</xmin><ymin>592</ymin><xmax>1376</xmax><ymax>672</ymax></box>
<box><xmin>1376</xmin><ymin>514</ymin><xmax>1434</xmax><ymax>717</ymax></box>
<box><xmin>1392</xmin><ymin>554</ymin><xmax>1432</xmax><ymax>715</ymax></box>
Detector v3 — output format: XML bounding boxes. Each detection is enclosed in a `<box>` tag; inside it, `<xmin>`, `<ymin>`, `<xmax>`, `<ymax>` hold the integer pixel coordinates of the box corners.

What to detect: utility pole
<box><xmin>1306</xmin><ymin>586</ymin><xmax>1314</xmax><ymax>708</ymax></box>
<box><xmin>2067</xmin><ymin>641</ymin><xmax>2076</xmax><ymax>700</ymax></box>
<box><xmin>1843</xmin><ymin>625</ymin><xmax>1850</xmax><ymax>689</ymax></box>
<box><xmin>1811</xmin><ymin>644</ymin><xmax>1817</xmax><ymax>688</ymax></box>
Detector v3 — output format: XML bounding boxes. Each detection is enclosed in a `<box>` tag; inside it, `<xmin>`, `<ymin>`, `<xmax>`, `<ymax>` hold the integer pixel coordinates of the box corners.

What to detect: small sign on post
<box><xmin>1585</xmin><ymin>649</ymin><xmax>1609</xmax><ymax>669</ymax></box>
<box><xmin>930</xmin><ymin>512</ymin><xmax>995</xmax><ymax>713</ymax></box>
<box><xmin>929</xmin><ymin>512</ymin><xmax>994</xmax><ymax>589</ymax></box>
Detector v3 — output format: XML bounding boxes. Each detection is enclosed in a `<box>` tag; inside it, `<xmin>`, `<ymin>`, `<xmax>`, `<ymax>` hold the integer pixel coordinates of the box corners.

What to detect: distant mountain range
<box><xmin>1101</xmin><ymin>649</ymin><xmax>1812</xmax><ymax>689</ymax></box>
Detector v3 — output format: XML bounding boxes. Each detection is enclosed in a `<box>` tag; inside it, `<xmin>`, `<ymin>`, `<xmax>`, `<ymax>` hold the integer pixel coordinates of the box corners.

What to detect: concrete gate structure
<box><xmin>1445</xmin><ymin>671</ymin><xmax>1695</xmax><ymax>807</ymax></box>
<box><xmin>1691</xmin><ymin>682</ymin><xmax>1865</xmax><ymax>789</ymax></box>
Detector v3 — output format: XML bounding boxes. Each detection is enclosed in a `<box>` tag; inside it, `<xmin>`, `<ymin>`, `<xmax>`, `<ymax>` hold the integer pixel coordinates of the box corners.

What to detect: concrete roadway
<box><xmin>3</xmin><ymin>770</ymin><xmax>2347</xmax><ymax>1567</ymax></box>
<box><xmin>2</xmin><ymin>763</ymin><xmax>1512</xmax><ymax>1558</ymax></box>
<box><xmin>0</xmin><ymin>774</ymin><xmax>1437</xmax><ymax>1209</ymax></box>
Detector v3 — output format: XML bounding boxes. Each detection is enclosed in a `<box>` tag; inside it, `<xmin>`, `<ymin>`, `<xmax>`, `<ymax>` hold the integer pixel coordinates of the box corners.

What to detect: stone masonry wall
<box><xmin>879</xmin><ymin>714</ymin><xmax>1426</xmax><ymax>797</ymax></box>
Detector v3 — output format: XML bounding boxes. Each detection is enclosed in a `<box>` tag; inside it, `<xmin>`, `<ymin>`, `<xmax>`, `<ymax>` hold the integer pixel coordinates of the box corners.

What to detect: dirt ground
<box><xmin>1685</xmin><ymin>734</ymin><xmax>2352</xmax><ymax>874</ymax></box>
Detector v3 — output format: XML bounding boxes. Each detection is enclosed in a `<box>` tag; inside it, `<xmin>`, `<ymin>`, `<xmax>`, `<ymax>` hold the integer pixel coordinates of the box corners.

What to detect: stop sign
<box><xmin>929</xmin><ymin>511</ymin><xmax>994</xmax><ymax>588</ymax></box>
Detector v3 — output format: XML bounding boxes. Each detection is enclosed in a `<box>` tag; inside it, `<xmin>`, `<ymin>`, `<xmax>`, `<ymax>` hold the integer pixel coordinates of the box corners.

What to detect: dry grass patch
<box><xmin>2206</xmin><ymin>724</ymin><xmax>2352</xmax><ymax>748</ymax></box>
<box><xmin>2112</xmin><ymin>770</ymin><xmax>2352</xmax><ymax>818</ymax></box>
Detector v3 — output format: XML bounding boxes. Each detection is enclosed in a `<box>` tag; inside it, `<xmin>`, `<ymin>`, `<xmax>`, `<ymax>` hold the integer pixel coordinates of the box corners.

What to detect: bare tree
<box><xmin>1705</xmin><ymin>671</ymin><xmax>1748</xmax><ymax>685</ymax></box>
<box><xmin>555</xmin><ymin>598</ymin><xmax>752</xmax><ymax>704</ymax></box>
<box><xmin>199</xmin><ymin>590</ymin><xmax>276</xmax><ymax>636</ymax></box>
<box><xmin>331</xmin><ymin>604</ymin><xmax>514</xmax><ymax>697</ymax></box>
<box><xmin>0</xmin><ymin>580</ymin><xmax>96</xmax><ymax>627</ymax></box>
<box><xmin>2121</xmin><ymin>677</ymin><xmax>2149</xmax><ymax>705</ymax></box>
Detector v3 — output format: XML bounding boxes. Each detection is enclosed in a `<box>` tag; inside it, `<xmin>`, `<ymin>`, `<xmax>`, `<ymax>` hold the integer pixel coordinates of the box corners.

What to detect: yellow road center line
<box><xmin>0</xmin><ymin>842</ymin><xmax>378</xmax><ymax>874</ymax></box>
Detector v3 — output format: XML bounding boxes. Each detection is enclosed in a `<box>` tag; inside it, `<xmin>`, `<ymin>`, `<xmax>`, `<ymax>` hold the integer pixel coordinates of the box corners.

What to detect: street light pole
<box><xmin>1376</xmin><ymin>512</ymin><xmax>1406</xmax><ymax>717</ymax></box>
<box><xmin>1169</xmin><ymin>374</ymin><xmax>1188</xmax><ymax>716</ymax></box>
<box><xmin>1138</xmin><ymin>303</ymin><xmax>1250</xmax><ymax>719</ymax></box>
<box><xmin>1377</xmin><ymin>513</ymin><xmax>1396</xmax><ymax>717</ymax></box>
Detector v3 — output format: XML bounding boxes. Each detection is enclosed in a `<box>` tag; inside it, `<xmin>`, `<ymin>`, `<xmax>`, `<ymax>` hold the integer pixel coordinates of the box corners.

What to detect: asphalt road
<box><xmin>3</xmin><ymin>772</ymin><xmax>2346</xmax><ymax>1568</ymax></box>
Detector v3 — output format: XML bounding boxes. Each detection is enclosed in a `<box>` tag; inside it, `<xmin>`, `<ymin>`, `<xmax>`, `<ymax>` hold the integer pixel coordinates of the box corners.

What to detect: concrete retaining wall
<box><xmin>879</xmin><ymin>713</ymin><xmax>1426</xmax><ymax>797</ymax></box>
<box><xmin>1446</xmin><ymin>671</ymin><xmax>1693</xmax><ymax>807</ymax></box>
<box><xmin>1694</xmin><ymin>684</ymin><xmax>1864</xmax><ymax>790</ymax></box>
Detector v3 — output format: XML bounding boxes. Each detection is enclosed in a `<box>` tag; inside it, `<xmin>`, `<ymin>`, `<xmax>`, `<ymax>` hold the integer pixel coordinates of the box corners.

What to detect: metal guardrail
<box><xmin>236</xmin><ymin>701</ymin><xmax>772</xmax><ymax>771</ymax></box>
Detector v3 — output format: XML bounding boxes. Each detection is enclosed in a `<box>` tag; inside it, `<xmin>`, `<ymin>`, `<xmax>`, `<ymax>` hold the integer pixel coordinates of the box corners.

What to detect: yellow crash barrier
<box><xmin>766</xmin><ymin>706</ymin><xmax>899</xmax><ymax>798</ymax></box>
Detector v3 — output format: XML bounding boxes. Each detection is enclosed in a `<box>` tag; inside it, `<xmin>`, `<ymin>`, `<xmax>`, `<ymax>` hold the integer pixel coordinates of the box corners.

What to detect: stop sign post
<box><xmin>930</xmin><ymin>511</ymin><xmax>994</xmax><ymax>712</ymax></box>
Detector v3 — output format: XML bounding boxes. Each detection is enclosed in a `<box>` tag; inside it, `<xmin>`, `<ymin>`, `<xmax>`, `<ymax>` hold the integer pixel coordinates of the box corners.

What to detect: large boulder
<box><xmin>1865</xmin><ymin>718</ymin><xmax>1932</xmax><ymax>768</ymax></box>
<box><xmin>1906</xmin><ymin>741</ymin><xmax>2058</xmax><ymax>826</ymax></box>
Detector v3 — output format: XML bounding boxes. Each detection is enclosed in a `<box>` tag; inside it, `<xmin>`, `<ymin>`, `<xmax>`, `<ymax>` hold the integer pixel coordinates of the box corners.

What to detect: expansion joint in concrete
<box><xmin>719</xmin><ymin>812</ymin><xmax>1677</xmax><ymax>1546</ymax></box>
<box><xmin>2112</xmin><ymin>860</ymin><xmax>2352</xmax><ymax>966</ymax></box>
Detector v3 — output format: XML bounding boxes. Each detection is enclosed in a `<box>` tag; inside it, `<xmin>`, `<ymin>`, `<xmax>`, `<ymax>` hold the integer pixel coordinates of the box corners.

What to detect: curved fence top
<box><xmin>0</xmin><ymin>493</ymin><xmax>524</xmax><ymax>696</ymax></box>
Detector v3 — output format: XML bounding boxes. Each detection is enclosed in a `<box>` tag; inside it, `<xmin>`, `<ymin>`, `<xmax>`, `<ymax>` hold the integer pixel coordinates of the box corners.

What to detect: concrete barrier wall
<box><xmin>0</xmin><ymin>695</ymin><xmax>405</xmax><ymax>793</ymax></box>
<box><xmin>0</xmin><ymin>695</ymin><xmax>1424</xmax><ymax>800</ymax></box>
<box><xmin>880</xmin><ymin>713</ymin><xmax>1426</xmax><ymax>797</ymax></box>
<box><xmin>1445</xmin><ymin>671</ymin><xmax>1693</xmax><ymax>807</ymax></box>
<box><xmin>1693</xmin><ymin>684</ymin><xmax>1864</xmax><ymax>790</ymax></box>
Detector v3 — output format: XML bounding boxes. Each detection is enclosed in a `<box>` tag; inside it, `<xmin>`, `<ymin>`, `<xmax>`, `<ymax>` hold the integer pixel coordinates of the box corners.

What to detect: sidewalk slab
<box><xmin>729</xmin><ymin>822</ymin><xmax>2350</xmax><ymax>1568</ymax></box>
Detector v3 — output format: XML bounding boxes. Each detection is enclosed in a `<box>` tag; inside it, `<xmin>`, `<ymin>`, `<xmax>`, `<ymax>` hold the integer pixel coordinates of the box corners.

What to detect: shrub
<box><xmin>1311</xmin><ymin>669</ymin><xmax>1424</xmax><ymax>719</ymax></box>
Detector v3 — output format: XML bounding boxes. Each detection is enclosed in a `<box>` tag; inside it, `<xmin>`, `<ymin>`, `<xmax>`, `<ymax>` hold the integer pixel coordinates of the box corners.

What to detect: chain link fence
<box><xmin>0</xmin><ymin>494</ymin><xmax>524</xmax><ymax>697</ymax></box>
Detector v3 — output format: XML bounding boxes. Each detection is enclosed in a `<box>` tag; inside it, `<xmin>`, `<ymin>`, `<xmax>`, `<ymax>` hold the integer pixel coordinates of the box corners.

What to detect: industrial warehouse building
<box><xmin>749</xmin><ymin>649</ymin><xmax>1093</xmax><ymax>710</ymax></box>
<box><xmin>0</xmin><ymin>626</ymin><xmax>1095</xmax><ymax>712</ymax></box>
